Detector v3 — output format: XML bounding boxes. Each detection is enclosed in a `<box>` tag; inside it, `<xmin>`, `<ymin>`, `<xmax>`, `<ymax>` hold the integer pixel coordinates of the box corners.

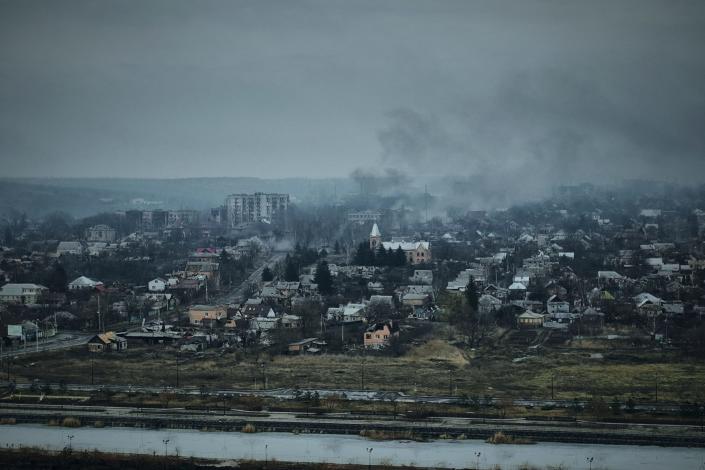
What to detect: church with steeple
<box><xmin>368</xmin><ymin>223</ymin><xmax>431</xmax><ymax>265</ymax></box>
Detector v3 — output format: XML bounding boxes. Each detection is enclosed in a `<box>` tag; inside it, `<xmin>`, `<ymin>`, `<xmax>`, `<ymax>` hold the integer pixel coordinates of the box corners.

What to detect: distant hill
<box><xmin>0</xmin><ymin>177</ymin><xmax>354</xmax><ymax>218</ymax></box>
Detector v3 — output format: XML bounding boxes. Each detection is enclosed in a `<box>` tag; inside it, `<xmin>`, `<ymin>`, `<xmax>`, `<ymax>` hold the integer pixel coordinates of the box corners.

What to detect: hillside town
<box><xmin>2</xmin><ymin>184</ymin><xmax>705</xmax><ymax>373</ymax></box>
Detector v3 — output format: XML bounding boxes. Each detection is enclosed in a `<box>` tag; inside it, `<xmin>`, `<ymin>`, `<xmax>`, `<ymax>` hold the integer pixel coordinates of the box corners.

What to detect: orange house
<box><xmin>364</xmin><ymin>322</ymin><xmax>399</xmax><ymax>348</ymax></box>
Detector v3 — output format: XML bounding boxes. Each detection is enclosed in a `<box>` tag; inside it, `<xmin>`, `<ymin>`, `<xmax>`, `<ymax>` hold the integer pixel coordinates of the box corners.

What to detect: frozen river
<box><xmin>1</xmin><ymin>424</ymin><xmax>704</xmax><ymax>469</ymax></box>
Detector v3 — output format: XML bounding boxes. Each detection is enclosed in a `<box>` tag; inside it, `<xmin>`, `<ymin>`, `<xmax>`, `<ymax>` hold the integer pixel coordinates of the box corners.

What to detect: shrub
<box><xmin>0</xmin><ymin>417</ymin><xmax>17</xmax><ymax>425</ymax></box>
<box><xmin>242</xmin><ymin>423</ymin><xmax>256</xmax><ymax>433</ymax></box>
<box><xmin>93</xmin><ymin>420</ymin><xmax>105</xmax><ymax>428</ymax></box>
<box><xmin>61</xmin><ymin>417</ymin><xmax>81</xmax><ymax>428</ymax></box>
<box><xmin>486</xmin><ymin>431</ymin><xmax>534</xmax><ymax>445</ymax></box>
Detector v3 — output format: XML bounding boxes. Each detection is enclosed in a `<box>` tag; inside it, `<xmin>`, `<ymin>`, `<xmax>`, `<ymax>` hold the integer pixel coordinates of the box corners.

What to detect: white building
<box><xmin>56</xmin><ymin>241</ymin><xmax>83</xmax><ymax>256</ymax></box>
<box><xmin>0</xmin><ymin>283</ymin><xmax>48</xmax><ymax>304</ymax></box>
<box><xmin>225</xmin><ymin>193</ymin><xmax>289</xmax><ymax>227</ymax></box>
<box><xmin>148</xmin><ymin>278</ymin><xmax>167</xmax><ymax>292</ymax></box>
<box><xmin>85</xmin><ymin>225</ymin><xmax>117</xmax><ymax>243</ymax></box>
<box><xmin>68</xmin><ymin>276</ymin><xmax>103</xmax><ymax>291</ymax></box>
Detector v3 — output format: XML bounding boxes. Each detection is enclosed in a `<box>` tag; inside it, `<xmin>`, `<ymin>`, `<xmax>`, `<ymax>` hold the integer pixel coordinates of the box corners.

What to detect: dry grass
<box><xmin>61</xmin><ymin>417</ymin><xmax>81</xmax><ymax>428</ymax></box>
<box><xmin>241</xmin><ymin>423</ymin><xmax>256</xmax><ymax>433</ymax></box>
<box><xmin>486</xmin><ymin>431</ymin><xmax>534</xmax><ymax>445</ymax></box>
<box><xmin>10</xmin><ymin>329</ymin><xmax>705</xmax><ymax>402</ymax></box>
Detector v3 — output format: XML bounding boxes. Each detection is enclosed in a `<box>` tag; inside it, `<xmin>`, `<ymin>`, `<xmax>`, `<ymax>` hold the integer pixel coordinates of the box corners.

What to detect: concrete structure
<box><xmin>0</xmin><ymin>283</ymin><xmax>48</xmax><ymax>304</ymax></box>
<box><xmin>188</xmin><ymin>305</ymin><xmax>227</xmax><ymax>325</ymax></box>
<box><xmin>56</xmin><ymin>241</ymin><xmax>83</xmax><ymax>256</ymax></box>
<box><xmin>369</xmin><ymin>224</ymin><xmax>431</xmax><ymax>265</ymax></box>
<box><xmin>85</xmin><ymin>225</ymin><xmax>117</xmax><ymax>243</ymax></box>
<box><xmin>225</xmin><ymin>192</ymin><xmax>289</xmax><ymax>227</ymax></box>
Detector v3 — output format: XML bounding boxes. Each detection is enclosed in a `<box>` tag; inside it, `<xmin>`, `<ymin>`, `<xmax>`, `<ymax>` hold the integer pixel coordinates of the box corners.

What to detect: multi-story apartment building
<box><xmin>225</xmin><ymin>193</ymin><xmax>289</xmax><ymax>227</ymax></box>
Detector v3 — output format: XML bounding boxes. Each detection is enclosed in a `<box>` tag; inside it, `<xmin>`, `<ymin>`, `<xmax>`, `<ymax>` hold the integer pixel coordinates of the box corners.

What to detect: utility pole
<box><xmin>361</xmin><ymin>355</ymin><xmax>365</xmax><ymax>390</ymax></box>
<box><xmin>551</xmin><ymin>373</ymin><xmax>555</xmax><ymax>400</ymax></box>
<box><xmin>176</xmin><ymin>353</ymin><xmax>180</xmax><ymax>388</ymax></box>
<box><xmin>91</xmin><ymin>358</ymin><xmax>94</xmax><ymax>385</ymax></box>
<box><xmin>448</xmin><ymin>368</ymin><xmax>453</xmax><ymax>396</ymax></box>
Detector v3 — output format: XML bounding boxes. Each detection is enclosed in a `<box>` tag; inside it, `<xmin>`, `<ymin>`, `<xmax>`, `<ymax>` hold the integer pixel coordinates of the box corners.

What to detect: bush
<box><xmin>0</xmin><ymin>417</ymin><xmax>17</xmax><ymax>425</ymax></box>
<box><xmin>93</xmin><ymin>420</ymin><xmax>105</xmax><ymax>428</ymax></box>
<box><xmin>241</xmin><ymin>423</ymin><xmax>256</xmax><ymax>433</ymax></box>
<box><xmin>61</xmin><ymin>417</ymin><xmax>81</xmax><ymax>428</ymax></box>
<box><xmin>486</xmin><ymin>431</ymin><xmax>534</xmax><ymax>445</ymax></box>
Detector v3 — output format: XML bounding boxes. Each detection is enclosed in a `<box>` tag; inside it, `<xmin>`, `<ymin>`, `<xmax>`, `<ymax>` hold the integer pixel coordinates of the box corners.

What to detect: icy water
<box><xmin>1</xmin><ymin>424</ymin><xmax>704</xmax><ymax>469</ymax></box>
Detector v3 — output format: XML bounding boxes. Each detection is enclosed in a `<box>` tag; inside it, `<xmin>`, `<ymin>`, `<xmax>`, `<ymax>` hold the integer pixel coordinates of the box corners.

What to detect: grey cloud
<box><xmin>0</xmin><ymin>0</ymin><xmax>703</xmax><ymax>185</ymax></box>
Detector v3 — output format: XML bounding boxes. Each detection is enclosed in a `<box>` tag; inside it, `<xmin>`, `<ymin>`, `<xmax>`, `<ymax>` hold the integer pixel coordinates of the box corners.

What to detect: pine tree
<box><xmin>395</xmin><ymin>247</ymin><xmax>407</xmax><ymax>267</ymax></box>
<box><xmin>314</xmin><ymin>260</ymin><xmax>333</xmax><ymax>295</ymax></box>
<box><xmin>354</xmin><ymin>242</ymin><xmax>374</xmax><ymax>266</ymax></box>
<box><xmin>284</xmin><ymin>255</ymin><xmax>299</xmax><ymax>282</ymax></box>
<box><xmin>334</xmin><ymin>240</ymin><xmax>340</xmax><ymax>254</ymax></box>
<box><xmin>261</xmin><ymin>266</ymin><xmax>274</xmax><ymax>282</ymax></box>
<box><xmin>47</xmin><ymin>262</ymin><xmax>68</xmax><ymax>293</ymax></box>
<box><xmin>375</xmin><ymin>244</ymin><xmax>388</xmax><ymax>266</ymax></box>
<box><xmin>465</xmin><ymin>276</ymin><xmax>479</xmax><ymax>311</ymax></box>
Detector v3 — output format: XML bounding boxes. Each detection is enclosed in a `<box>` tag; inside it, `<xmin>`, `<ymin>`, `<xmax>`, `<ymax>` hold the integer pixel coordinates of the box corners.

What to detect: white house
<box><xmin>148</xmin><ymin>278</ymin><xmax>167</xmax><ymax>292</ymax></box>
<box><xmin>0</xmin><ymin>283</ymin><xmax>48</xmax><ymax>305</ymax></box>
<box><xmin>56</xmin><ymin>241</ymin><xmax>83</xmax><ymax>256</ymax></box>
<box><xmin>68</xmin><ymin>276</ymin><xmax>103</xmax><ymax>291</ymax></box>
<box><xmin>546</xmin><ymin>295</ymin><xmax>570</xmax><ymax>315</ymax></box>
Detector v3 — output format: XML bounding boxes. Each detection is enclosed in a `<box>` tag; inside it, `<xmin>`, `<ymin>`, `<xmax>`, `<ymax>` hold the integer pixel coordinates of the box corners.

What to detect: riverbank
<box><xmin>0</xmin><ymin>447</ymin><xmax>418</xmax><ymax>470</ymax></box>
<box><xmin>2</xmin><ymin>401</ymin><xmax>704</xmax><ymax>447</ymax></box>
<box><xmin>1</xmin><ymin>424</ymin><xmax>705</xmax><ymax>469</ymax></box>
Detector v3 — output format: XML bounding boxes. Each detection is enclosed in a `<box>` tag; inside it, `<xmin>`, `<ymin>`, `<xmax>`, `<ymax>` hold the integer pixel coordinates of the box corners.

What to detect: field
<box><xmin>6</xmin><ymin>326</ymin><xmax>705</xmax><ymax>403</ymax></box>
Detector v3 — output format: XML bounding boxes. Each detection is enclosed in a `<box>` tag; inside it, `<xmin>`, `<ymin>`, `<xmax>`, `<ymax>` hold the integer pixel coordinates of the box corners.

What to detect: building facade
<box><xmin>85</xmin><ymin>224</ymin><xmax>117</xmax><ymax>242</ymax></box>
<box><xmin>225</xmin><ymin>193</ymin><xmax>289</xmax><ymax>227</ymax></box>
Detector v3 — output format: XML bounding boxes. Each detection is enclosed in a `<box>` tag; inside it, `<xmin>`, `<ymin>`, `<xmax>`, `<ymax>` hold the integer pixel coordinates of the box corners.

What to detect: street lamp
<box><xmin>474</xmin><ymin>451</ymin><xmax>481</xmax><ymax>470</ymax></box>
<box><xmin>366</xmin><ymin>447</ymin><xmax>373</xmax><ymax>470</ymax></box>
<box><xmin>586</xmin><ymin>456</ymin><xmax>594</xmax><ymax>470</ymax></box>
<box><xmin>265</xmin><ymin>444</ymin><xmax>268</xmax><ymax>467</ymax></box>
<box><xmin>163</xmin><ymin>439</ymin><xmax>170</xmax><ymax>457</ymax></box>
<box><xmin>67</xmin><ymin>434</ymin><xmax>74</xmax><ymax>451</ymax></box>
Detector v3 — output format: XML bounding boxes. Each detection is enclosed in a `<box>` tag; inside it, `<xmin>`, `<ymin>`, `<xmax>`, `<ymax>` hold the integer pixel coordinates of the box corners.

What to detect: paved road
<box><xmin>213</xmin><ymin>251</ymin><xmax>286</xmax><ymax>305</ymax></box>
<box><xmin>0</xmin><ymin>380</ymin><xmax>683</xmax><ymax>414</ymax></box>
<box><xmin>0</xmin><ymin>332</ymin><xmax>92</xmax><ymax>359</ymax></box>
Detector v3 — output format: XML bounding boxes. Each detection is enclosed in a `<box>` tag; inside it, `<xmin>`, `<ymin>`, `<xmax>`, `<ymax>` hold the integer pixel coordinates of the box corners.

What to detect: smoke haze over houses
<box><xmin>1</xmin><ymin>0</ymin><xmax>704</xmax><ymax>195</ymax></box>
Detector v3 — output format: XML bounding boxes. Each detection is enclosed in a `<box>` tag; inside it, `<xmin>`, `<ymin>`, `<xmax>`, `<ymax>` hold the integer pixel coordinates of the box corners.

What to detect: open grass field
<box><xmin>5</xmin><ymin>327</ymin><xmax>705</xmax><ymax>402</ymax></box>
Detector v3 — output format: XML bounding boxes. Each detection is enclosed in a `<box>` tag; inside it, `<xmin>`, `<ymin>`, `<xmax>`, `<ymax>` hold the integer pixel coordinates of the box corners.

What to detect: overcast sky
<box><xmin>1</xmin><ymin>0</ymin><xmax>704</xmax><ymax>182</ymax></box>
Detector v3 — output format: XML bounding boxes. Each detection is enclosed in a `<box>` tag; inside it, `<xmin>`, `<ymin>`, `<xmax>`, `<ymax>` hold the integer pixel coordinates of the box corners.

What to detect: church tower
<box><xmin>369</xmin><ymin>223</ymin><xmax>382</xmax><ymax>251</ymax></box>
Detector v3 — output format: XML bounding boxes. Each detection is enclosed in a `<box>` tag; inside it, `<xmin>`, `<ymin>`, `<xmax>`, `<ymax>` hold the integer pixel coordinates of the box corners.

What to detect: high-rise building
<box><xmin>225</xmin><ymin>192</ymin><xmax>290</xmax><ymax>227</ymax></box>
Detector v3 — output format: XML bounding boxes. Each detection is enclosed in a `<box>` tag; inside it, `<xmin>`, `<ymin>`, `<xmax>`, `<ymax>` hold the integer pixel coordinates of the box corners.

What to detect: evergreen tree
<box><xmin>465</xmin><ymin>276</ymin><xmax>479</xmax><ymax>311</ymax></box>
<box><xmin>353</xmin><ymin>242</ymin><xmax>374</xmax><ymax>266</ymax></box>
<box><xmin>46</xmin><ymin>262</ymin><xmax>68</xmax><ymax>293</ymax></box>
<box><xmin>334</xmin><ymin>240</ymin><xmax>340</xmax><ymax>254</ymax></box>
<box><xmin>261</xmin><ymin>266</ymin><xmax>274</xmax><ymax>282</ymax></box>
<box><xmin>314</xmin><ymin>260</ymin><xmax>334</xmax><ymax>295</ymax></box>
<box><xmin>375</xmin><ymin>244</ymin><xmax>388</xmax><ymax>266</ymax></box>
<box><xmin>284</xmin><ymin>255</ymin><xmax>299</xmax><ymax>281</ymax></box>
<box><xmin>394</xmin><ymin>247</ymin><xmax>407</xmax><ymax>267</ymax></box>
